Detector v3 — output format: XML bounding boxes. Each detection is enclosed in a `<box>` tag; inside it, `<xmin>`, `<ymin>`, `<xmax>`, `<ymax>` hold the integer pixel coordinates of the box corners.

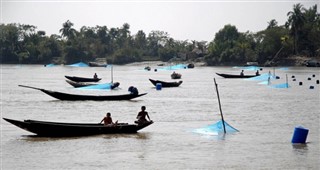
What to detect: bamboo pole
<box><xmin>214</xmin><ymin>78</ymin><xmax>226</xmax><ymax>134</ymax></box>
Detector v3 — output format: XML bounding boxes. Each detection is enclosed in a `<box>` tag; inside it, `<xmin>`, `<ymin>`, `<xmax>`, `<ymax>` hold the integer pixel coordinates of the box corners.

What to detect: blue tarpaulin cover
<box><xmin>67</xmin><ymin>62</ymin><xmax>89</xmax><ymax>67</ymax></box>
<box><xmin>193</xmin><ymin>120</ymin><xmax>239</xmax><ymax>135</ymax></box>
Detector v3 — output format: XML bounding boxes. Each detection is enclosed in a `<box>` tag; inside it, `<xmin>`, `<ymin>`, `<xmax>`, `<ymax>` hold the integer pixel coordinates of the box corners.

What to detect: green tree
<box><xmin>286</xmin><ymin>3</ymin><xmax>305</xmax><ymax>54</ymax></box>
<box><xmin>59</xmin><ymin>20</ymin><xmax>77</xmax><ymax>40</ymax></box>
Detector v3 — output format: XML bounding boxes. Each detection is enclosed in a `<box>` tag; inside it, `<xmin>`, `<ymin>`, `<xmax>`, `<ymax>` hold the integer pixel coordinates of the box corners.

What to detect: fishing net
<box><xmin>67</xmin><ymin>62</ymin><xmax>89</xmax><ymax>67</ymax></box>
<box><xmin>247</xmin><ymin>73</ymin><xmax>276</xmax><ymax>81</ymax></box>
<box><xmin>233</xmin><ymin>66</ymin><xmax>261</xmax><ymax>71</ymax></box>
<box><xmin>269</xmin><ymin>83</ymin><xmax>290</xmax><ymax>88</ymax></box>
<box><xmin>159</xmin><ymin>64</ymin><xmax>188</xmax><ymax>70</ymax></box>
<box><xmin>45</xmin><ymin>64</ymin><xmax>55</xmax><ymax>67</ymax></box>
<box><xmin>78</xmin><ymin>83</ymin><xmax>112</xmax><ymax>90</ymax></box>
<box><xmin>193</xmin><ymin>120</ymin><xmax>239</xmax><ymax>135</ymax></box>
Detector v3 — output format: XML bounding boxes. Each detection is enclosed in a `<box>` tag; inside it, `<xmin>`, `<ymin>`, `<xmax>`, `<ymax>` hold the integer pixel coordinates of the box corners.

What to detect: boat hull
<box><xmin>216</xmin><ymin>73</ymin><xmax>258</xmax><ymax>78</ymax></box>
<box><xmin>65</xmin><ymin>76</ymin><xmax>101</xmax><ymax>82</ymax></box>
<box><xmin>41</xmin><ymin>89</ymin><xmax>146</xmax><ymax>101</ymax></box>
<box><xmin>149</xmin><ymin>79</ymin><xmax>182</xmax><ymax>87</ymax></box>
<box><xmin>3</xmin><ymin>118</ymin><xmax>153</xmax><ymax>137</ymax></box>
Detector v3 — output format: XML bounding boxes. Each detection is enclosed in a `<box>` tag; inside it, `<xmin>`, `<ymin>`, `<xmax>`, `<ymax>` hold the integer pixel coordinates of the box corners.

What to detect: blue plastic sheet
<box><xmin>77</xmin><ymin>83</ymin><xmax>112</xmax><ymax>90</ymax></box>
<box><xmin>67</xmin><ymin>62</ymin><xmax>89</xmax><ymax>67</ymax></box>
<box><xmin>193</xmin><ymin>120</ymin><xmax>239</xmax><ymax>135</ymax></box>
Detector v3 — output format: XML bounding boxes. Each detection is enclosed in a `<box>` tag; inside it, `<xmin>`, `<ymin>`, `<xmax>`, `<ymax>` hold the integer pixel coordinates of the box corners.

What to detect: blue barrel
<box><xmin>156</xmin><ymin>83</ymin><xmax>162</xmax><ymax>90</ymax></box>
<box><xmin>291</xmin><ymin>126</ymin><xmax>309</xmax><ymax>143</ymax></box>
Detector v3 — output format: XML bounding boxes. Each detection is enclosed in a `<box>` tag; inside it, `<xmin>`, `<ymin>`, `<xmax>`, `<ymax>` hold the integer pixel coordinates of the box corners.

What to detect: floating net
<box><xmin>45</xmin><ymin>63</ymin><xmax>55</xmax><ymax>67</ymax></box>
<box><xmin>78</xmin><ymin>83</ymin><xmax>112</xmax><ymax>90</ymax></box>
<box><xmin>67</xmin><ymin>62</ymin><xmax>89</xmax><ymax>67</ymax></box>
<box><xmin>247</xmin><ymin>73</ymin><xmax>277</xmax><ymax>81</ymax></box>
<box><xmin>193</xmin><ymin>120</ymin><xmax>239</xmax><ymax>135</ymax></box>
<box><xmin>233</xmin><ymin>66</ymin><xmax>261</xmax><ymax>71</ymax></box>
<box><xmin>159</xmin><ymin>64</ymin><xmax>188</xmax><ymax>70</ymax></box>
<box><xmin>269</xmin><ymin>83</ymin><xmax>290</xmax><ymax>88</ymax></box>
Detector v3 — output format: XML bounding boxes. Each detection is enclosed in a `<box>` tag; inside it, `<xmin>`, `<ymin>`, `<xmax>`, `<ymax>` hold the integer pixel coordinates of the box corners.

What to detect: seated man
<box><xmin>135</xmin><ymin>106</ymin><xmax>152</xmax><ymax>124</ymax></box>
<box><xmin>100</xmin><ymin>112</ymin><xmax>118</xmax><ymax>126</ymax></box>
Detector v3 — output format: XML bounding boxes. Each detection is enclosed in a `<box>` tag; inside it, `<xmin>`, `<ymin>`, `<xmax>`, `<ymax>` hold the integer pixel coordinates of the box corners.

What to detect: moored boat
<box><xmin>88</xmin><ymin>62</ymin><xmax>107</xmax><ymax>67</ymax></box>
<box><xmin>65</xmin><ymin>75</ymin><xmax>101</xmax><ymax>82</ymax></box>
<box><xmin>19</xmin><ymin>85</ymin><xmax>146</xmax><ymax>101</ymax></box>
<box><xmin>216</xmin><ymin>73</ymin><xmax>258</xmax><ymax>78</ymax></box>
<box><xmin>149</xmin><ymin>79</ymin><xmax>183</xmax><ymax>87</ymax></box>
<box><xmin>3</xmin><ymin>118</ymin><xmax>153</xmax><ymax>137</ymax></box>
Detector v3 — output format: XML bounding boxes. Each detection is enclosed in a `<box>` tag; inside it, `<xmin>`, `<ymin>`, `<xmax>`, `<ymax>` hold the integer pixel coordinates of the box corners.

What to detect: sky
<box><xmin>1</xmin><ymin>0</ymin><xmax>318</xmax><ymax>42</ymax></box>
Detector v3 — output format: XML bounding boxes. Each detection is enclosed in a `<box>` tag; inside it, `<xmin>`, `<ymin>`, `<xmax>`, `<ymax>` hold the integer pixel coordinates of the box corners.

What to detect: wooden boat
<box><xmin>171</xmin><ymin>72</ymin><xmax>182</xmax><ymax>79</ymax></box>
<box><xmin>65</xmin><ymin>75</ymin><xmax>101</xmax><ymax>82</ymax></box>
<box><xmin>88</xmin><ymin>62</ymin><xmax>107</xmax><ymax>67</ymax></box>
<box><xmin>19</xmin><ymin>85</ymin><xmax>146</xmax><ymax>101</ymax></box>
<box><xmin>3</xmin><ymin>118</ymin><xmax>153</xmax><ymax>137</ymax></box>
<box><xmin>216</xmin><ymin>73</ymin><xmax>258</xmax><ymax>78</ymax></box>
<box><xmin>149</xmin><ymin>79</ymin><xmax>183</xmax><ymax>87</ymax></box>
<box><xmin>66</xmin><ymin>80</ymin><xmax>120</xmax><ymax>89</ymax></box>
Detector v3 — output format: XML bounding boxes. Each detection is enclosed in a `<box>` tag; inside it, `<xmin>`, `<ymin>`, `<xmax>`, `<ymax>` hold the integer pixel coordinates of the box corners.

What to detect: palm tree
<box><xmin>267</xmin><ymin>19</ymin><xmax>278</xmax><ymax>29</ymax></box>
<box><xmin>59</xmin><ymin>20</ymin><xmax>76</xmax><ymax>40</ymax></box>
<box><xmin>286</xmin><ymin>3</ymin><xmax>305</xmax><ymax>54</ymax></box>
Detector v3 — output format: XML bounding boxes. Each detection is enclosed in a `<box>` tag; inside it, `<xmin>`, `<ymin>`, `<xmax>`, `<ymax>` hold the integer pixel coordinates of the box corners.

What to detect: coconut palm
<box><xmin>59</xmin><ymin>20</ymin><xmax>76</xmax><ymax>40</ymax></box>
<box><xmin>286</xmin><ymin>3</ymin><xmax>305</xmax><ymax>54</ymax></box>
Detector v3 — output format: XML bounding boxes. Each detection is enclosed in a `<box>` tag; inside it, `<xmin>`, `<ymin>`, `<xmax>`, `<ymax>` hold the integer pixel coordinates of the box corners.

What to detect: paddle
<box><xmin>213</xmin><ymin>78</ymin><xmax>226</xmax><ymax>134</ymax></box>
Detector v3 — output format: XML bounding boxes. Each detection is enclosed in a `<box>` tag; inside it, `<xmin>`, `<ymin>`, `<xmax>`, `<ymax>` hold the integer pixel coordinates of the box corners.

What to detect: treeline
<box><xmin>0</xmin><ymin>3</ymin><xmax>319</xmax><ymax>65</ymax></box>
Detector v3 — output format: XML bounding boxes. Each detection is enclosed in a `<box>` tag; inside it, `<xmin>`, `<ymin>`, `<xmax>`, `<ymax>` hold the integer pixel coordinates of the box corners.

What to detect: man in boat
<box><xmin>240</xmin><ymin>70</ymin><xmax>244</xmax><ymax>76</ymax></box>
<box><xmin>94</xmin><ymin>73</ymin><xmax>98</xmax><ymax>79</ymax></box>
<box><xmin>100</xmin><ymin>112</ymin><xmax>118</xmax><ymax>126</ymax></box>
<box><xmin>135</xmin><ymin>106</ymin><xmax>152</xmax><ymax>124</ymax></box>
<box><xmin>256</xmin><ymin>70</ymin><xmax>260</xmax><ymax>76</ymax></box>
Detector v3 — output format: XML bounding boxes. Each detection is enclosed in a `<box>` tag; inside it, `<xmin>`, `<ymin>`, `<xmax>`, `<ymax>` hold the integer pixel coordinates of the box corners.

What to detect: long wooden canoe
<box><xmin>216</xmin><ymin>73</ymin><xmax>258</xmax><ymax>78</ymax></box>
<box><xmin>65</xmin><ymin>75</ymin><xmax>101</xmax><ymax>82</ymax></box>
<box><xmin>3</xmin><ymin>118</ymin><xmax>153</xmax><ymax>137</ymax></box>
<box><xmin>19</xmin><ymin>85</ymin><xmax>146</xmax><ymax>101</ymax></box>
<box><xmin>149</xmin><ymin>79</ymin><xmax>183</xmax><ymax>87</ymax></box>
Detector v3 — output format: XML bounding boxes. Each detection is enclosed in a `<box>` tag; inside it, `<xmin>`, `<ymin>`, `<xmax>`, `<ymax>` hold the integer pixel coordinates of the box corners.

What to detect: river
<box><xmin>1</xmin><ymin>64</ymin><xmax>319</xmax><ymax>169</ymax></box>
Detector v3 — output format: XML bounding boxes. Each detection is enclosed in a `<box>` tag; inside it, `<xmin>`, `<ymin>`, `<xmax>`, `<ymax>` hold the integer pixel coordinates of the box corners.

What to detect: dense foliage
<box><xmin>1</xmin><ymin>4</ymin><xmax>319</xmax><ymax>65</ymax></box>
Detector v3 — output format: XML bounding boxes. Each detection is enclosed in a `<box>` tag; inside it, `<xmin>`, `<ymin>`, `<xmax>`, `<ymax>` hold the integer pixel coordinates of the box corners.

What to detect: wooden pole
<box><xmin>214</xmin><ymin>78</ymin><xmax>226</xmax><ymax>134</ymax></box>
<box><xmin>286</xmin><ymin>74</ymin><xmax>288</xmax><ymax>88</ymax></box>
<box><xmin>111</xmin><ymin>65</ymin><xmax>113</xmax><ymax>83</ymax></box>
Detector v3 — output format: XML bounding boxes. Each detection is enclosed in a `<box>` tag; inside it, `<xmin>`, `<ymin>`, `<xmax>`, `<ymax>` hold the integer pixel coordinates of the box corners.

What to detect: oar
<box><xmin>18</xmin><ymin>85</ymin><xmax>44</xmax><ymax>91</ymax></box>
<box><xmin>213</xmin><ymin>78</ymin><xmax>226</xmax><ymax>134</ymax></box>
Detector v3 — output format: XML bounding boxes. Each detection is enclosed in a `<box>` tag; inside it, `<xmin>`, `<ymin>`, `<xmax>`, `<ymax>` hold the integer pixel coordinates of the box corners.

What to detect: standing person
<box><xmin>94</xmin><ymin>73</ymin><xmax>98</xmax><ymax>79</ymax></box>
<box><xmin>135</xmin><ymin>106</ymin><xmax>151</xmax><ymax>124</ymax></box>
<box><xmin>100</xmin><ymin>112</ymin><xmax>117</xmax><ymax>126</ymax></box>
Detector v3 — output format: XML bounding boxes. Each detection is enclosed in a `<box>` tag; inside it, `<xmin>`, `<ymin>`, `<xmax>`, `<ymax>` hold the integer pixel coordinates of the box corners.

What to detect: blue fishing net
<box><xmin>193</xmin><ymin>120</ymin><xmax>239</xmax><ymax>135</ymax></box>
<box><xmin>45</xmin><ymin>63</ymin><xmax>55</xmax><ymax>67</ymax></box>
<box><xmin>233</xmin><ymin>66</ymin><xmax>261</xmax><ymax>71</ymax></box>
<box><xmin>247</xmin><ymin>73</ymin><xmax>276</xmax><ymax>81</ymax></box>
<box><xmin>78</xmin><ymin>83</ymin><xmax>112</xmax><ymax>90</ymax></box>
<box><xmin>159</xmin><ymin>64</ymin><xmax>188</xmax><ymax>70</ymax></box>
<box><xmin>67</xmin><ymin>62</ymin><xmax>89</xmax><ymax>67</ymax></box>
<box><xmin>269</xmin><ymin>83</ymin><xmax>290</xmax><ymax>88</ymax></box>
